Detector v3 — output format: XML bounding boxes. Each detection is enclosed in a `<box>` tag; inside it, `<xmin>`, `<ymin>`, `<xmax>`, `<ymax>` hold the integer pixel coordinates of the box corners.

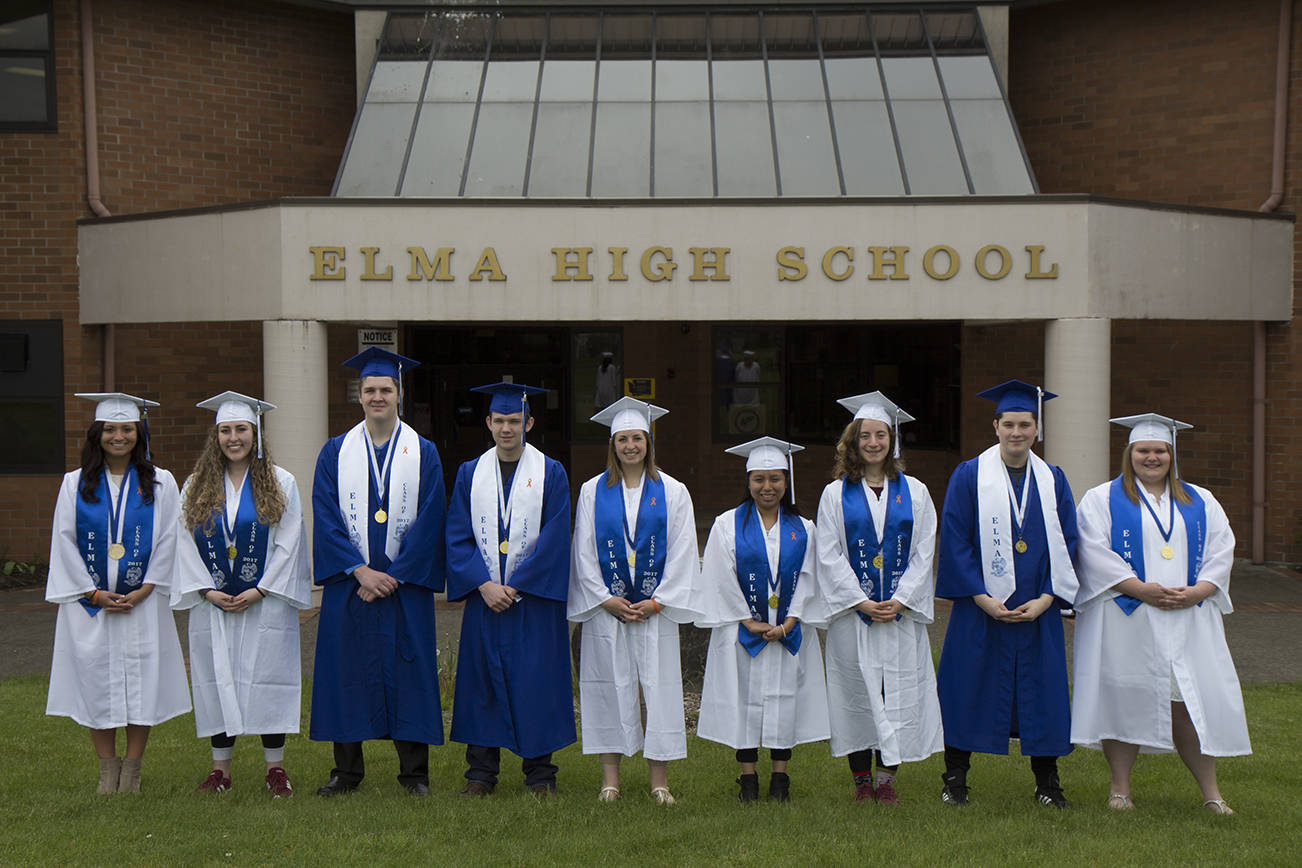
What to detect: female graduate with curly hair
<box><xmin>173</xmin><ymin>392</ymin><xmax>309</xmax><ymax>798</ymax></box>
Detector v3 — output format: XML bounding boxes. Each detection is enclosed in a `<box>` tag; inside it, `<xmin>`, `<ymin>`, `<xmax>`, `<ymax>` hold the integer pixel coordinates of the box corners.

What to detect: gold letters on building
<box><xmin>309</xmin><ymin>244</ymin><xmax>1059</xmax><ymax>283</ymax></box>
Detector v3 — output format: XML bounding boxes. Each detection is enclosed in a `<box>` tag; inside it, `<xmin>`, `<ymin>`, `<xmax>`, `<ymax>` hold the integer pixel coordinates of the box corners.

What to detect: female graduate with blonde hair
<box><xmin>1072</xmin><ymin>413</ymin><xmax>1250</xmax><ymax>815</ymax></box>
<box><xmin>815</xmin><ymin>392</ymin><xmax>943</xmax><ymax>804</ymax></box>
<box><xmin>45</xmin><ymin>393</ymin><xmax>190</xmax><ymax>794</ymax></box>
<box><xmin>173</xmin><ymin>392</ymin><xmax>310</xmax><ymax>797</ymax></box>
<box><xmin>697</xmin><ymin>437</ymin><xmax>828</xmax><ymax>803</ymax></box>
<box><xmin>569</xmin><ymin>397</ymin><xmax>701</xmax><ymax>805</ymax></box>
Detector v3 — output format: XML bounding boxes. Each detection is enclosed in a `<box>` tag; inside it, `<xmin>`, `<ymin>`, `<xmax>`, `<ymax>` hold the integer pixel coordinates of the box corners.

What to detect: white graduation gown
<box><xmin>815</xmin><ymin>475</ymin><xmax>944</xmax><ymax>765</ymax></box>
<box><xmin>696</xmin><ymin>508</ymin><xmax>829</xmax><ymax>751</ymax></box>
<box><xmin>568</xmin><ymin>471</ymin><xmax>701</xmax><ymax>760</ymax></box>
<box><xmin>173</xmin><ymin>466</ymin><xmax>311</xmax><ymax>738</ymax></box>
<box><xmin>45</xmin><ymin>469</ymin><xmax>191</xmax><ymax>729</ymax></box>
<box><xmin>1071</xmin><ymin>481</ymin><xmax>1250</xmax><ymax>756</ymax></box>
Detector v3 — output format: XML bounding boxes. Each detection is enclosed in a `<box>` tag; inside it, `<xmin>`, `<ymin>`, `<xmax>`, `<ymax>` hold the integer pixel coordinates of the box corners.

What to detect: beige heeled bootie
<box><xmin>97</xmin><ymin>757</ymin><xmax>122</xmax><ymax>794</ymax></box>
<box><xmin>118</xmin><ymin>758</ymin><xmax>142</xmax><ymax>793</ymax></box>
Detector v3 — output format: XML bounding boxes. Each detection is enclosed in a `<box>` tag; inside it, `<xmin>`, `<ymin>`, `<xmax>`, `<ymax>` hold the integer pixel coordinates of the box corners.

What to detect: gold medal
<box><xmin>628</xmin><ymin>553</ymin><xmax>637</xmax><ymax>568</ymax></box>
<box><xmin>1014</xmin><ymin>539</ymin><xmax>1028</xmax><ymax>554</ymax></box>
<box><xmin>108</xmin><ymin>543</ymin><xmax>126</xmax><ymax>560</ymax></box>
<box><xmin>1160</xmin><ymin>545</ymin><xmax>1175</xmax><ymax>560</ymax></box>
<box><xmin>374</xmin><ymin>509</ymin><xmax>387</xmax><ymax>524</ymax></box>
<box><xmin>499</xmin><ymin>540</ymin><xmax>510</xmax><ymax>554</ymax></box>
<box><xmin>872</xmin><ymin>553</ymin><xmax>884</xmax><ymax>570</ymax></box>
<box><xmin>768</xmin><ymin>594</ymin><xmax>780</xmax><ymax>609</ymax></box>
<box><xmin>226</xmin><ymin>545</ymin><xmax>238</xmax><ymax>560</ymax></box>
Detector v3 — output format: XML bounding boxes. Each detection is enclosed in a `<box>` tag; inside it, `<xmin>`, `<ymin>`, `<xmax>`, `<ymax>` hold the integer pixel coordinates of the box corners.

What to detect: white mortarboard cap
<box><xmin>725</xmin><ymin>436</ymin><xmax>805</xmax><ymax>504</ymax></box>
<box><xmin>76</xmin><ymin>392</ymin><xmax>159</xmax><ymax>423</ymax></box>
<box><xmin>197</xmin><ymin>391</ymin><xmax>277</xmax><ymax>459</ymax></box>
<box><xmin>591</xmin><ymin>396</ymin><xmax>668</xmax><ymax>435</ymax></box>
<box><xmin>1109</xmin><ymin>412</ymin><xmax>1192</xmax><ymax>445</ymax></box>
<box><xmin>836</xmin><ymin>391</ymin><xmax>915</xmax><ymax>459</ymax></box>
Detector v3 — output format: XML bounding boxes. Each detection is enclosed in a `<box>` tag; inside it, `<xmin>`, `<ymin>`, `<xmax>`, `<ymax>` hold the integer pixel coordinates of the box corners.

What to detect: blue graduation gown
<box><xmin>935</xmin><ymin>457</ymin><xmax>1078</xmax><ymax>756</ymax></box>
<box><xmin>308</xmin><ymin>432</ymin><xmax>447</xmax><ymax>745</ymax></box>
<box><xmin>446</xmin><ymin>455</ymin><xmax>576</xmax><ymax>758</ymax></box>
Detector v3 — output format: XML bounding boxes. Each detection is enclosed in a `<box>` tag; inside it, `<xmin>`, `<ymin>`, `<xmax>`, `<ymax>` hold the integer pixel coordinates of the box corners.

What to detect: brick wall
<box><xmin>0</xmin><ymin>0</ymin><xmax>353</xmax><ymax>555</ymax></box>
<box><xmin>1010</xmin><ymin>0</ymin><xmax>1301</xmax><ymax>561</ymax></box>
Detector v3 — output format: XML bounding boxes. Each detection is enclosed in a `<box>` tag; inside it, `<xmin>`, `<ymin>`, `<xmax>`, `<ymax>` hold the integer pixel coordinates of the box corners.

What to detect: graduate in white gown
<box><xmin>569</xmin><ymin>397</ymin><xmax>701</xmax><ymax>805</ymax></box>
<box><xmin>815</xmin><ymin>392</ymin><xmax>943</xmax><ymax>805</ymax></box>
<box><xmin>697</xmin><ymin>437</ymin><xmax>828</xmax><ymax>803</ymax></box>
<box><xmin>173</xmin><ymin>392</ymin><xmax>310</xmax><ymax>798</ymax></box>
<box><xmin>46</xmin><ymin>393</ymin><xmax>190</xmax><ymax>794</ymax></box>
<box><xmin>1072</xmin><ymin>413</ymin><xmax>1250</xmax><ymax>816</ymax></box>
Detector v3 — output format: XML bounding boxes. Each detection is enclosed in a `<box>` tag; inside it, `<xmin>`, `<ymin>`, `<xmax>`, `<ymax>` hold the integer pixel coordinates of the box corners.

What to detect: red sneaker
<box><xmin>195</xmin><ymin>769</ymin><xmax>231</xmax><ymax>794</ymax></box>
<box><xmin>853</xmin><ymin>779</ymin><xmax>875</xmax><ymax>802</ymax></box>
<box><xmin>266</xmin><ymin>767</ymin><xmax>293</xmax><ymax>798</ymax></box>
<box><xmin>874</xmin><ymin>778</ymin><xmax>899</xmax><ymax>805</ymax></box>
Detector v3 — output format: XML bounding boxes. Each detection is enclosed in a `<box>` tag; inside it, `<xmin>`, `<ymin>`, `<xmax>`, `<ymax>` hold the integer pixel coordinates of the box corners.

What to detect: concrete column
<box><xmin>263</xmin><ymin>320</ymin><xmax>328</xmax><ymax>550</ymax></box>
<box><xmin>1044</xmin><ymin>317</ymin><xmax>1111</xmax><ymax>500</ymax></box>
<box><xmin>977</xmin><ymin>5</ymin><xmax>1010</xmax><ymax>89</ymax></box>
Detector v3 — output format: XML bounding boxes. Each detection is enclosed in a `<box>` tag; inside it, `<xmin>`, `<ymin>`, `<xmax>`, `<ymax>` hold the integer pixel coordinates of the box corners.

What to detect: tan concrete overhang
<box><xmin>77</xmin><ymin>195</ymin><xmax>1294</xmax><ymax>324</ymax></box>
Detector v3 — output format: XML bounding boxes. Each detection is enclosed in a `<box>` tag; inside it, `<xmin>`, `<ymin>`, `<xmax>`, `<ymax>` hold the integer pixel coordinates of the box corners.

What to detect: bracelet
<box><xmin>199</xmin><ymin>589</ymin><xmax>211</xmax><ymax>600</ymax></box>
<box><xmin>89</xmin><ymin>589</ymin><xmax>100</xmax><ymax>605</ymax></box>
<box><xmin>255</xmin><ymin>587</ymin><xmax>267</xmax><ymax>598</ymax></box>
<box><xmin>651</xmin><ymin>598</ymin><xmax>661</xmax><ymax>614</ymax></box>
<box><xmin>780</xmin><ymin>623</ymin><xmax>787</xmax><ymax>637</ymax></box>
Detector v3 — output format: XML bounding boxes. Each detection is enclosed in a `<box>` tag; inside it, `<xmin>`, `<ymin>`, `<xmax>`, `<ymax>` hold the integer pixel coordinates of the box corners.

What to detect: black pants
<box><xmin>210</xmin><ymin>732</ymin><xmax>286</xmax><ymax>750</ymax></box>
<box><xmin>944</xmin><ymin>745</ymin><xmax>1059</xmax><ymax>787</ymax></box>
<box><xmin>464</xmin><ymin>744</ymin><xmax>557</xmax><ymax>789</ymax></box>
<box><xmin>735</xmin><ymin>748</ymin><xmax>792</xmax><ymax>764</ymax></box>
<box><xmin>331</xmin><ymin>740</ymin><xmax>429</xmax><ymax>788</ymax></box>
<box><xmin>847</xmin><ymin>750</ymin><xmax>898</xmax><ymax>775</ymax></box>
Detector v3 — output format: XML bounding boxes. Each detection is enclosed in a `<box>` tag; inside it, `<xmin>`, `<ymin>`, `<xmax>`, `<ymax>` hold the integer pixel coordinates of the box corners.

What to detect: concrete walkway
<box><xmin>3</xmin><ymin>561</ymin><xmax>1300</xmax><ymax>685</ymax></box>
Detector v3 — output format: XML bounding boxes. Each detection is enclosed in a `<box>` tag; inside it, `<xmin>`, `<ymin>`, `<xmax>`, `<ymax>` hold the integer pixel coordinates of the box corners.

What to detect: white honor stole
<box><xmin>470</xmin><ymin>443</ymin><xmax>545</xmax><ymax>584</ymax></box>
<box><xmin>975</xmin><ymin>444</ymin><xmax>1078</xmax><ymax>603</ymax></box>
<box><xmin>337</xmin><ymin>420</ymin><xmax>422</xmax><ymax>562</ymax></box>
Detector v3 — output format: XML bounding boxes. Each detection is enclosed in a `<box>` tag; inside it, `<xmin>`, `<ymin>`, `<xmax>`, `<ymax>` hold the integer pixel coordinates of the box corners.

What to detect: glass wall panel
<box><xmin>528</xmin><ymin>60</ymin><xmax>595</xmax><ymax>197</ymax></box>
<box><xmin>769</xmin><ymin>57</ymin><xmax>838</xmax><ymax>195</ymax></box>
<box><xmin>401</xmin><ymin>60</ymin><xmax>483</xmax><ymax>196</ymax></box>
<box><xmin>824</xmin><ymin>57</ymin><xmax>902</xmax><ymax>194</ymax></box>
<box><xmin>713</xmin><ymin>60</ymin><xmax>775</xmax><ymax>196</ymax></box>
<box><xmin>464</xmin><ymin>60</ymin><xmax>540</xmax><ymax>196</ymax></box>
<box><xmin>939</xmin><ymin>56</ymin><xmax>1033</xmax><ymax>193</ymax></box>
<box><xmin>591</xmin><ymin>60</ymin><xmax>652</xmax><ymax>196</ymax></box>
<box><xmin>336</xmin><ymin>61</ymin><xmax>425</xmax><ymax>196</ymax></box>
<box><xmin>0</xmin><ymin>9</ymin><xmax>48</xmax><ymax>49</ymax></box>
<box><xmin>654</xmin><ymin>60</ymin><xmax>711</xmax><ymax>196</ymax></box>
<box><xmin>0</xmin><ymin>58</ymin><xmax>47</xmax><ymax>123</ymax></box>
<box><xmin>880</xmin><ymin>56</ymin><xmax>967</xmax><ymax>194</ymax></box>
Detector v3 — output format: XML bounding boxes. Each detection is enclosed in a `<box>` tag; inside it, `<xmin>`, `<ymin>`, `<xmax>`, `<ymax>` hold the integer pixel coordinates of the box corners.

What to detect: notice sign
<box><xmin>357</xmin><ymin>327</ymin><xmax>398</xmax><ymax>352</ymax></box>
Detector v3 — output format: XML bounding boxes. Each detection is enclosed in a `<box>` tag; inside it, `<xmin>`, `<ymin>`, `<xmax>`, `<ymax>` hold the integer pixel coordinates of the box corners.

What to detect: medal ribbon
<box><xmin>734</xmin><ymin>505</ymin><xmax>804</xmax><ymax>656</ymax></box>
<box><xmin>75</xmin><ymin>466</ymin><xmax>154</xmax><ymax>615</ymax></box>
<box><xmin>593</xmin><ymin>472</ymin><xmax>667</xmax><ymax>603</ymax></box>
<box><xmin>1108</xmin><ymin>477</ymin><xmax>1207</xmax><ymax>614</ymax></box>
<box><xmin>364</xmin><ymin>420</ymin><xmax>400</xmax><ymax>518</ymax></box>
<box><xmin>195</xmin><ymin>470</ymin><xmax>271</xmax><ymax>595</ymax></box>
<box><xmin>1004</xmin><ymin>465</ymin><xmax>1031</xmax><ymax>546</ymax></box>
<box><xmin>842</xmin><ymin>477</ymin><xmax>912</xmax><ymax>626</ymax></box>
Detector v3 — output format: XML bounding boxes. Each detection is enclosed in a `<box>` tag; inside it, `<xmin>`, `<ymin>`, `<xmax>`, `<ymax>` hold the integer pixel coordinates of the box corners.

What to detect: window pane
<box><xmin>881</xmin><ymin>57</ymin><xmax>966</xmax><ymax>194</ymax></box>
<box><xmin>528</xmin><ymin>61</ymin><xmax>594</xmax><ymax>197</ymax></box>
<box><xmin>0</xmin><ymin>10</ymin><xmax>48</xmax><ymax>50</ymax></box>
<box><xmin>825</xmin><ymin>56</ymin><xmax>902</xmax><ymax>194</ymax></box>
<box><xmin>768</xmin><ymin>58</ymin><xmax>837</xmax><ymax>195</ymax></box>
<box><xmin>654</xmin><ymin>60</ymin><xmax>710</xmax><ymax>196</ymax></box>
<box><xmin>591</xmin><ymin>60</ymin><xmax>651</xmax><ymax>196</ymax></box>
<box><xmin>0</xmin><ymin>58</ymin><xmax>48</xmax><ymax>123</ymax></box>
<box><xmin>463</xmin><ymin>61</ymin><xmax>538</xmax><ymax>196</ymax></box>
<box><xmin>401</xmin><ymin>60</ymin><xmax>482</xmax><ymax>195</ymax></box>
<box><xmin>939</xmin><ymin>56</ymin><xmax>1032</xmax><ymax>193</ymax></box>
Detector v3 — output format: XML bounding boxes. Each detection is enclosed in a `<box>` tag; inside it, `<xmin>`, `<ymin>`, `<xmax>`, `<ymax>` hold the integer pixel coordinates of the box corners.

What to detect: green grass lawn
<box><xmin>1</xmin><ymin>676</ymin><xmax>1296</xmax><ymax>866</ymax></box>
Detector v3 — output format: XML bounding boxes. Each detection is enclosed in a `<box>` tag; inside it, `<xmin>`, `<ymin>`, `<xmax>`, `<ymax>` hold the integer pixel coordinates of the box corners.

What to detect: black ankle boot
<box><xmin>737</xmin><ymin>773</ymin><xmax>759</xmax><ymax>804</ymax></box>
<box><xmin>768</xmin><ymin>772</ymin><xmax>790</xmax><ymax>802</ymax></box>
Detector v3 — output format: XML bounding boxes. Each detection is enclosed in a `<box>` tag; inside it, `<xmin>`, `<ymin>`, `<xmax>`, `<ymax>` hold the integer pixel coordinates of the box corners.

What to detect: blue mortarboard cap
<box><xmin>977</xmin><ymin>379</ymin><xmax>1057</xmax><ymax>416</ymax></box>
<box><xmin>472</xmin><ymin>381</ymin><xmax>548</xmax><ymax>416</ymax></box>
<box><xmin>341</xmin><ymin>347</ymin><xmax>421</xmax><ymax>380</ymax></box>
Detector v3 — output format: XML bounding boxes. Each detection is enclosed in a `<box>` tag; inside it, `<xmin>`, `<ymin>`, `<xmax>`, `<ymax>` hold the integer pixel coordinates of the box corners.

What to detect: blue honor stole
<box><xmin>843</xmin><ymin>476</ymin><xmax>912</xmax><ymax>626</ymax></box>
<box><xmin>194</xmin><ymin>471</ymin><xmax>271</xmax><ymax>596</ymax></box>
<box><xmin>75</xmin><ymin>466</ymin><xmax>154</xmax><ymax>616</ymax></box>
<box><xmin>594</xmin><ymin>472</ymin><xmax>668</xmax><ymax>603</ymax></box>
<box><xmin>734</xmin><ymin>506</ymin><xmax>805</xmax><ymax>657</ymax></box>
<box><xmin>1108</xmin><ymin>476</ymin><xmax>1206</xmax><ymax>614</ymax></box>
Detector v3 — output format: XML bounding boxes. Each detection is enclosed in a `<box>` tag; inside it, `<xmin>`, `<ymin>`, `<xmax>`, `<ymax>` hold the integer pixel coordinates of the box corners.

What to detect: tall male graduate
<box><xmin>935</xmin><ymin>380</ymin><xmax>1079</xmax><ymax>808</ymax></box>
<box><xmin>447</xmin><ymin>382</ymin><xmax>575</xmax><ymax>797</ymax></box>
<box><xmin>310</xmin><ymin>348</ymin><xmax>447</xmax><ymax>796</ymax></box>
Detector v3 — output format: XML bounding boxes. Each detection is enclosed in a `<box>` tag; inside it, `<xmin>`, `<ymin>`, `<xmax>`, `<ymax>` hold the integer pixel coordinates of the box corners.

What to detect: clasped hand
<box><xmin>205</xmin><ymin>588</ymin><xmax>264</xmax><ymax>612</ymax></box>
<box><xmin>855</xmin><ymin>599</ymin><xmax>904</xmax><ymax>623</ymax></box>
<box><xmin>974</xmin><ymin>592</ymin><xmax>1055</xmax><ymax>623</ymax></box>
<box><xmin>1125</xmin><ymin>580</ymin><xmax>1211</xmax><ymax>610</ymax></box>
<box><xmin>96</xmin><ymin>584</ymin><xmax>153</xmax><ymax>614</ymax></box>
<box><xmin>600</xmin><ymin>596</ymin><xmax>657</xmax><ymax>622</ymax></box>
<box><xmin>355</xmin><ymin>565</ymin><xmax>399</xmax><ymax>603</ymax></box>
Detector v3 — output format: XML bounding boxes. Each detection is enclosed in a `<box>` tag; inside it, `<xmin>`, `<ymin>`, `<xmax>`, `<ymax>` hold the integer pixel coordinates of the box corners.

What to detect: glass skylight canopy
<box><xmin>334</xmin><ymin>5</ymin><xmax>1037</xmax><ymax>198</ymax></box>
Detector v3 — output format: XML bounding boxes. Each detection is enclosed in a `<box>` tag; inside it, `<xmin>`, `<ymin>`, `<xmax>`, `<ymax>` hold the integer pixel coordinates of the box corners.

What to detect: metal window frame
<box><xmin>0</xmin><ymin>1</ymin><xmax>57</xmax><ymax>133</ymax></box>
<box><xmin>920</xmin><ymin>8</ymin><xmax>976</xmax><ymax>194</ymax></box>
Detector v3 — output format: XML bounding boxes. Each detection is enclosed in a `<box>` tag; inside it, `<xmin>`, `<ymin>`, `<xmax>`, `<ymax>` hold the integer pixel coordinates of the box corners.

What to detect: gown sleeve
<box><xmin>256</xmin><ymin>467</ymin><xmax>313</xmax><ymax>607</ymax></box>
<box><xmin>444</xmin><ymin>459</ymin><xmax>492</xmax><ymax>602</ymax></box>
<box><xmin>147</xmin><ymin>470</ymin><xmax>181</xmax><ymax>592</ymax></box>
<box><xmin>1190</xmin><ymin>483</ymin><xmax>1236</xmax><ymax>613</ymax></box>
<box><xmin>935</xmin><ymin>460</ymin><xmax>988</xmax><ymax>600</ymax></box>
<box><xmin>695</xmin><ymin>511</ymin><xmax>749</xmax><ymax>629</ymax></box>
<box><xmin>384</xmin><ymin>437</ymin><xmax>447</xmax><ymax>591</ymax></box>
<box><xmin>648</xmin><ymin>473</ymin><xmax>702</xmax><ymax>624</ymax></box>
<box><xmin>1073</xmin><ymin>482</ymin><xmax>1135</xmax><ymax>609</ymax></box>
<box><xmin>311</xmin><ymin>436</ymin><xmax>367</xmax><ymax>586</ymax></box>
<box><xmin>46</xmin><ymin>472</ymin><xmax>94</xmax><ymax>604</ymax></box>
<box><xmin>567</xmin><ymin>477</ymin><xmax>611</xmax><ymax>622</ymax></box>
<box><xmin>1045</xmin><ymin>465</ymin><xmax>1079</xmax><ymax>603</ymax></box>
<box><xmin>786</xmin><ymin>515</ymin><xmax>827</xmax><ymax>628</ymax></box>
<box><xmin>502</xmin><ymin>459</ymin><xmax>571</xmax><ymax>604</ymax></box>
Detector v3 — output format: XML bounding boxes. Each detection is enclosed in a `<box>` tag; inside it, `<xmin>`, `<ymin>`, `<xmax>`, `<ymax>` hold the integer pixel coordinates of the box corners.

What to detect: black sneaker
<box><xmin>940</xmin><ymin>771</ymin><xmax>969</xmax><ymax>806</ymax></box>
<box><xmin>1035</xmin><ymin>785</ymin><xmax>1069</xmax><ymax>808</ymax></box>
<box><xmin>768</xmin><ymin>772</ymin><xmax>790</xmax><ymax>803</ymax></box>
<box><xmin>737</xmin><ymin>773</ymin><xmax>759</xmax><ymax>804</ymax></box>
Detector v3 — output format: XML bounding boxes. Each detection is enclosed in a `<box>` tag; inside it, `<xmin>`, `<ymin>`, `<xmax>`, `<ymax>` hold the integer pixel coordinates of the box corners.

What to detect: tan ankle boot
<box><xmin>118</xmin><ymin>758</ymin><xmax>142</xmax><ymax>793</ymax></box>
<box><xmin>97</xmin><ymin>757</ymin><xmax>122</xmax><ymax>794</ymax></box>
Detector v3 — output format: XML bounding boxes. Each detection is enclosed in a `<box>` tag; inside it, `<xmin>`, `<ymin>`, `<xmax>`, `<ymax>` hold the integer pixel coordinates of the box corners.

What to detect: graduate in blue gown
<box><xmin>935</xmin><ymin>380</ymin><xmax>1080</xmax><ymax>808</ymax></box>
<box><xmin>446</xmin><ymin>382</ymin><xmax>575</xmax><ymax>796</ymax></box>
<box><xmin>309</xmin><ymin>348</ymin><xmax>447</xmax><ymax>796</ymax></box>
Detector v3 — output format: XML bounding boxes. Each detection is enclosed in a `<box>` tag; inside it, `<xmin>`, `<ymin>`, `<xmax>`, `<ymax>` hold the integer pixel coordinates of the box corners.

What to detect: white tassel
<box><xmin>1036</xmin><ymin>386</ymin><xmax>1044</xmax><ymax>443</ymax></box>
